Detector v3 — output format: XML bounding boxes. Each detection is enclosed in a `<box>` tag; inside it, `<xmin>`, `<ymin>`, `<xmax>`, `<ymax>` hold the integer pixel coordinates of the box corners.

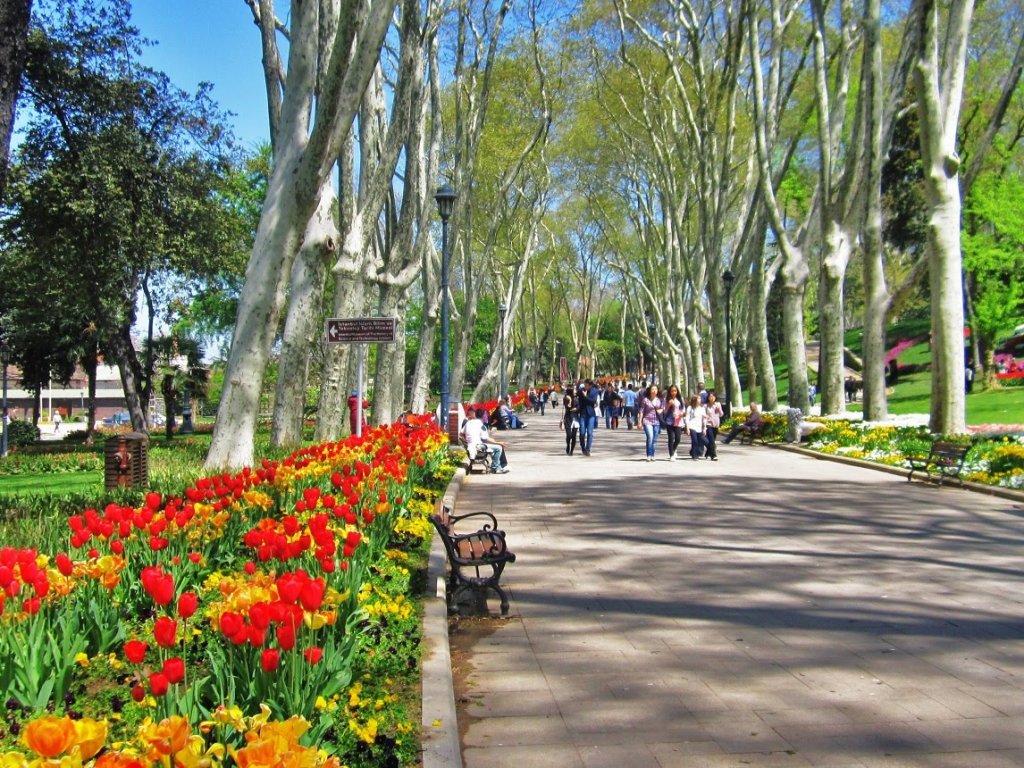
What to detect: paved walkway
<box><xmin>449</xmin><ymin>414</ymin><xmax>1024</xmax><ymax>767</ymax></box>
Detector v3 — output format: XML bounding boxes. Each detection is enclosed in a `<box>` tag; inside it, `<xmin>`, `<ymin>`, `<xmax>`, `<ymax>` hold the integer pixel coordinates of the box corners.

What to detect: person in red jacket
<box><xmin>348</xmin><ymin>392</ymin><xmax>370</xmax><ymax>434</ymax></box>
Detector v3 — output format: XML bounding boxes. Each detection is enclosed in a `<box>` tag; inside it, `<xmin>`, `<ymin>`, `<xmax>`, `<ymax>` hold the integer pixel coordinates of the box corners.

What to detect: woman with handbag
<box><xmin>562</xmin><ymin>389</ymin><xmax>579</xmax><ymax>455</ymax></box>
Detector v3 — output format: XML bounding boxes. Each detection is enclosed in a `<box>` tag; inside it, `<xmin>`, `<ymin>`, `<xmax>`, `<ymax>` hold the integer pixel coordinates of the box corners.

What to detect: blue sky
<box><xmin>131</xmin><ymin>1</ymin><xmax>271</xmax><ymax>150</ymax></box>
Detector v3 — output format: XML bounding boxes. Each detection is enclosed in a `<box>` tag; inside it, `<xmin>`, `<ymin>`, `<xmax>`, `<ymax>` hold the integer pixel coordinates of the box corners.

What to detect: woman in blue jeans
<box><xmin>639</xmin><ymin>384</ymin><xmax>664</xmax><ymax>462</ymax></box>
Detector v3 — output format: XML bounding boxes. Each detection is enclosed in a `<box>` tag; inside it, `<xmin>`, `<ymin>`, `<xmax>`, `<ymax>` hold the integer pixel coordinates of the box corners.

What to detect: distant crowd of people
<box><xmin>555</xmin><ymin>378</ymin><xmax>762</xmax><ymax>462</ymax></box>
<box><xmin>460</xmin><ymin>378</ymin><xmax>766</xmax><ymax>473</ymax></box>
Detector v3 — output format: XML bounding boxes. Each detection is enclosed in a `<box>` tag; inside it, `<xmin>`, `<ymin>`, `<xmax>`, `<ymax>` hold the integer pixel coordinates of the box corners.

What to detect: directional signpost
<box><xmin>326</xmin><ymin>317</ymin><xmax>397</xmax><ymax>344</ymax></box>
<box><xmin>325</xmin><ymin>318</ymin><xmax>397</xmax><ymax>436</ymax></box>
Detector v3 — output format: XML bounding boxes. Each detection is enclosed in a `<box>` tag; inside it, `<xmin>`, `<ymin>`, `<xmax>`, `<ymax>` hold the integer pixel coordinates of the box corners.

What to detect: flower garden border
<box><xmin>770</xmin><ymin>442</ymin><xmax>1024</xmax><ymax>504</ymax></box>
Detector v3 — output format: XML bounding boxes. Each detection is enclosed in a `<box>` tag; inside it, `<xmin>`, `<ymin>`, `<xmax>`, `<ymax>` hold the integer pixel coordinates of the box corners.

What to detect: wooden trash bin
<box><xmin>104</xmin><ymin>432</ymin><xmax>149</xmax><ymax>490</ymax></box>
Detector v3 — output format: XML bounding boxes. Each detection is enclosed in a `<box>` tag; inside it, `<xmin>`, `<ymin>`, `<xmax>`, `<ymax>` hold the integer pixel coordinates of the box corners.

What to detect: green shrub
<box><xmin>4</xmin><ymin>420</ymin><xmax>39</xmax><ymax>448</ymax></box>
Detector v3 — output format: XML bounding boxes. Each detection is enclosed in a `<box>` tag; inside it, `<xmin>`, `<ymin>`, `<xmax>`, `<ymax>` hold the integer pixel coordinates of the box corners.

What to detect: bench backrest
<box><xmin>930</xmin><ymin>441</ymin><xmax>969</xmax><ymax>462</ymax></box>
<box><xmin>429</xmin><ymin>512</ymin><xmax>508</xmax><ymax>564</ymax></box>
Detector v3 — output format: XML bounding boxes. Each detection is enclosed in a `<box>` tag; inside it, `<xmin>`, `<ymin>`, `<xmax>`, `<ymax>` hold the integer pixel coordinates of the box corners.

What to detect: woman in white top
<box><xmin>684</xmin><ymin>394</ymin><xmax>707</xmax><ymax>459</ymax></box>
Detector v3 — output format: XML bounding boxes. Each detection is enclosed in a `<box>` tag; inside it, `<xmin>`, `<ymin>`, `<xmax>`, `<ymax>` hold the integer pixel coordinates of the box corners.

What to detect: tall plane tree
<box><xmin>0</xmin><ymin>0</ymin><xmax>32</xmax><ymax>199</ymax></box>
<box><xmin>912</xmin><ymin>0</ymin><xmax>973</xmax><ymax>434</ymax></box>
<box><xmin>206</xmin><ymin>0</ymin><xmax>396</xmax><ymax>469</ymax></box>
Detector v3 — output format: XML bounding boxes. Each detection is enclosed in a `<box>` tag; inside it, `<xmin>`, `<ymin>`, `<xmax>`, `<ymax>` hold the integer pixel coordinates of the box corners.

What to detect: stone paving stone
<box><xmin>459</xmin><ymin>688</ymin><xmax>560</xmax><ymax>718</ymax></box>
<box><xmin>912</xmin><ymin>715</ymin><xmax>1024</xmax><ymax>750</ymax></box>
<box><xmin>463</xmin><ymin>744</ymin><xmax>584</xmax><ymax>768</ymax></box>
<box><xmin>576</xmin><ymin>743</ymin><xmax>661</xmax><ymax>768</ymax></box>
<box><xmin>460</xmin><ymin>668</ymin><xmax>550</xmax><ymax>693</ymax></box>
<box><xmin>462</xmin><ymin>714</ymin><xmax>572</xmax><ymax>748</ymax></box>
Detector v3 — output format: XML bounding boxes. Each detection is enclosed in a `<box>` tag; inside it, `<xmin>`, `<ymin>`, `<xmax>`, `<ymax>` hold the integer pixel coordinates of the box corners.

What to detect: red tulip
<box><xmin>145</xmin><ymin>492</ymin><xmax>162</xmax><ymax>510</ymax></box>
<box><xmin>33</xmin><ymin>574</ymin><xmax>50</xmax><ymax>598</ymax></box>
<box><xmin>54</xmin><ymin>553</ymin><xmax>74</xmax><ymax>577</ymax></box>
<box><xmin>299</xmin><ymin>579</ymin><xmax>325</xmax><ymax>612</ymax></box>
<box><xmin>153</xmin><ymin>617</ymin><xmax>178</xmax><ymax>648</ymax></box>
<box><xmin>246</xmin><ymin>625</ymin><xmax>267</xmax><ymax>647</ymax></box>
<box><xmin>219</xmin><ymin>611</ymin><xmax>244</xmax><ymax>638</ymax></box>
<box><xmin>248</xmin><ymin>602</ymin><xmax>270</xmax><ymax>630</ymax></box>
<box><xmin>303</xmin><ymin>647</ymin><xmax>323</xmax><ymax>665</ymax></box>
<box><xmin>131</xmin><ymin>684</ymin><xmax>146</xmax><ymax>702</ymax></box>
<box><xmin>141</xmin><ymin>567</ymin><xmax>175</xmax><ymax>606</ymax></box>
<box><xmin>123</xmin><ymin>640</ymin><xmax>148</xmax><ymax>664</ymax></box>
<box><xmin>148</xmin><ymin>672</ymin><xmax>169</xmax><ymax>697</ymax></box>
<box><xmin>162</xmin><ymin>657</ymin><xmax>185</xmax><ymax>684</ymax></box>
<box><xmin>276</xmin><ymin>575</ymin><xmax>301</xmax><ymax>604</ymax></box>
<box><xmin>276</xmin><ymin>623</ymin><xmax>296</xmax><ymax>651</ymax></box>
<box><xmin>177</xmin><ymin>592</ymin><xmax>199</xmax><ymax>619</ymax></box>
<box><xmin>261</xmin><ymin>648</ymin><xmax>280</xmax><ymax>672</ymax></box>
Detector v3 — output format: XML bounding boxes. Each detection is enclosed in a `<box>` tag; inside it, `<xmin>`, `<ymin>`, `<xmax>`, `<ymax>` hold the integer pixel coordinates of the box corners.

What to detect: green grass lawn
<box><xmin>0</xmin><ymin>471</ymin><xmax>103</xmax><ymax>496</ymax></box>
<box><xmin>749</xmin><ymin>323</ymin><xmax>1024</xmax><ymax>427</ymax></box>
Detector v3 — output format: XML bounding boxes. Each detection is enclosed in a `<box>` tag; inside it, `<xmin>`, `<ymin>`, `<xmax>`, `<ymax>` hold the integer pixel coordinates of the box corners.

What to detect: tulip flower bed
<box><xmin>801</xmin><ymin>419</ymin><xmax>1024</xmax><ymax>489</ymax></box>
<box><xmin>0</xmin><ymin>416</ymin><xmax>455</xmax><ymax>768</ymax></box>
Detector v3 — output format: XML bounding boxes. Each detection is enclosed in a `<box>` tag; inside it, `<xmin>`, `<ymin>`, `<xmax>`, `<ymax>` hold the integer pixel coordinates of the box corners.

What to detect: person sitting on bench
<box><xmin>462</xmin><ymin>408</ymin><xmax>510</xmax><ymax>474</ymax></box>
<box><xmin>723</xmin><ymin>402</ymin><xmax>763</xmax><ymax>444</ymax></box>
<box><xmin>498</xmin><ymin>398</ymin><xmax>528</xmax><ymax>429</ymax></box>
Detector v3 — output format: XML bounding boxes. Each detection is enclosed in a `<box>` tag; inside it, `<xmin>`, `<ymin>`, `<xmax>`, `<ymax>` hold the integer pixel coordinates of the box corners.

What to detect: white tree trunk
<box><xmin>206</xmin><ymin>1</ymin><xmax>396</xmax><ymax>469</ymax></box>
<box><xmin>913</xmin><ymin>0</ymin><xmax>972</xmax><ymax>435</ymax></box>
<box><xmin>860</xmin><ymin>0</ymin><xmax>889</xmax><ymax>421</ymax></box>
<box><xmin>271</xmin><ymin>180</ymin><xmax>337</xmax><ymax>448</ymax></box>
<box><xmin>817</xmin><ymin>221</ymin><xmax>851</xmax><ymax>415</ymax></box>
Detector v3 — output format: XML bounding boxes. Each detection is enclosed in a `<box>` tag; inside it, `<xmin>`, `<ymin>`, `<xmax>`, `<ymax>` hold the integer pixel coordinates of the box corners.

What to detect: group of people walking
<box><xmin>637</xmin><ymin>383</ymin><xmax>723</xmax><ymax>462</ymax></box>
<box><xmin>559</xmin><ymin>379</ymin><xmax>728</xmax><ymax>461</ymax></box>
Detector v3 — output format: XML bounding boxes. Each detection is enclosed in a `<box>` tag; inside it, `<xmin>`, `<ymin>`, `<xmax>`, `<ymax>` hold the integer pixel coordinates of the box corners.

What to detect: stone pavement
<box><xmin>448</xmin><ymin>413</ymin><xmax>1024</xmax><ymax>767</ymax></box>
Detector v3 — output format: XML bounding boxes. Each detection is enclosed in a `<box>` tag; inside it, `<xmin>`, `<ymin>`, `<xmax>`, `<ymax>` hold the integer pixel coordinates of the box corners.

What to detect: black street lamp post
<box><xmin>723</xmin><ymin>269</ymin><xmax>734</xmax><ymax>418</ymax></box>
<box><xmin>434</xmin><ymin>184</ymin><xmax>457</xmax><ymax>433</ymax></box>
<box><xmin>499</xmin><ymin>303</ymin><xmax>508</xmax><ymax>401</ymax></box>
<box><xmin>1</xmin><ymin>339</ymin><xmax>8</xmax><ymax>459</ymax></box>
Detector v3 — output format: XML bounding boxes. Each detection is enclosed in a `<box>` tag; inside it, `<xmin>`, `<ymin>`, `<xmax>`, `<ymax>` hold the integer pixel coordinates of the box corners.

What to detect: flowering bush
<box><xmin>802</xmin><ymin>419</ymin><xmax>1024</xmax><ymax>488</ymax></box>
<box><xmin>0</xmin><ymin>419</ymin><xmax>453</xmax><ymax>767</ymax></box>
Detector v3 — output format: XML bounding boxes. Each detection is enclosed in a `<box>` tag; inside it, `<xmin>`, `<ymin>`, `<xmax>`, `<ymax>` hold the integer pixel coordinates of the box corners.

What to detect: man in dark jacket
<box><xmin>577</xmin><ymin>380</ymin><xmax>600</xmax><ymax>456</ymax></box>
<box><xmin>723</xmin><ymin>403</ymin><xmax>762</xmax><ymax>444</ymax></box>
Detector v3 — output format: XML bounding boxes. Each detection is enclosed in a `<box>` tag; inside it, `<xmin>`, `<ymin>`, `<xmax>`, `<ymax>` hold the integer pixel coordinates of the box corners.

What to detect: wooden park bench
<box><xmin>430</xmin><ymin>501</ymin><xmax>516</xmax><ymax>616</ymax></box>
<box><xmin>906</xmin><ymin>441</ymin><xmax>970</xmax><ymax>488</ymax></box>
<box><xmin>459</xmin><ymin>436</ymin><xmax>496</xmax><ymax>473</ymax></box>
<box><xmin>738</xmin><ymin>421</ymin><xmax>767</xmax><ymax>445</ymax></box>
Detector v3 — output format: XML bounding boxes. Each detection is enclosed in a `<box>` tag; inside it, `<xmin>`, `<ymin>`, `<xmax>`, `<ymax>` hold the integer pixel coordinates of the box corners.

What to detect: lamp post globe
<box><xmin>722</xmin><ymin>269</ymin><xmax>735</xmax><ymax>418</ymax></box>
<box><xmin>434</xmin><ymin>184</ymin><xmax>457</xmax><ymax>435</ymax></box>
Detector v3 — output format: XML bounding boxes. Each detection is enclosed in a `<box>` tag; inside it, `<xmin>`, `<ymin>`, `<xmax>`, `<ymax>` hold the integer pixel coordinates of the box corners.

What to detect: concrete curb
<box><xmin>420</xmin><ymin>467</ymin><xmax>465</xmax><ymax>768</ymax></box>
<box><xmin>771</xmin><ymin>441</ymin><xmax>1024</xmax><ymax>504</ymax></box>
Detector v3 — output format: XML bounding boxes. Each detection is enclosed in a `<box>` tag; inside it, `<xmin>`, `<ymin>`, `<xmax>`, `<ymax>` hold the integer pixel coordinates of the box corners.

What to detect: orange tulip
<box><xmin>23</xmin><ymin>716</ymin><xmax>77</xmax><ymax>758</ymax></box>
<box><xmin>95</xmin><ymin>752</ymin><xmax>147</xmax><ymax>768</ymax></box>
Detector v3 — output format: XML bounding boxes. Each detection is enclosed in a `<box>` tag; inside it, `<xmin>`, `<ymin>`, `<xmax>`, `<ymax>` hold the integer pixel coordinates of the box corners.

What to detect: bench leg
<box><xmin>491</xmin><ymin>582</ymin><xmax>511</xmax><ymax>616</ymax></box>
